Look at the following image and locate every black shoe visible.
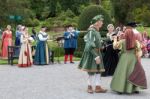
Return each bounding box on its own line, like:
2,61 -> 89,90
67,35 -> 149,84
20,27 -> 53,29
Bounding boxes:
134,91 -> 140,94
70,62 -> 74,64
117,92 -> 123,95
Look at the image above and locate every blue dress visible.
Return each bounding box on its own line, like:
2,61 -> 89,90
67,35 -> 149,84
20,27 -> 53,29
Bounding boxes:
34,32 -> 49,65
15,31 -> 22,46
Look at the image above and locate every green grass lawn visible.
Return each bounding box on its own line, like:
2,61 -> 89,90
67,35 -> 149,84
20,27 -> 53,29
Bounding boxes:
0,59 -> 18,65
136,27 -> 150,36
0,56 -> 81,65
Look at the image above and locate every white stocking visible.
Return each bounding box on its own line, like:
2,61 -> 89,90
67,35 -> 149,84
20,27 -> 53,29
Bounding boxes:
95,73 -> 101,86
87,75 -> 93,86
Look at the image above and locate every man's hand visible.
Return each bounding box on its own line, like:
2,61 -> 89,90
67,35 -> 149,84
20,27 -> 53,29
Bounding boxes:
95,56 -> 101,64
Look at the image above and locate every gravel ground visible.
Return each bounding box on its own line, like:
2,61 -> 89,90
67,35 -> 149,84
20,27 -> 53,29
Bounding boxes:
0,58 -> 149,99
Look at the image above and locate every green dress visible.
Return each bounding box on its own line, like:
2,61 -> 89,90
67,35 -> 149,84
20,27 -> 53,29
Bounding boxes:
78,28 -> 105,73
111,39 -> 143,93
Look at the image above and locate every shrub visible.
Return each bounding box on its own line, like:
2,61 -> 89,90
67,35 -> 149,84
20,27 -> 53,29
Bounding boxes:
51,47 -> 64,57
42,10 -> 79,29
65,9 -> 75,17
23,18 -> 40,27
74,31 -> 86,57
78,5 -> 112,32
32,19 -> 40,27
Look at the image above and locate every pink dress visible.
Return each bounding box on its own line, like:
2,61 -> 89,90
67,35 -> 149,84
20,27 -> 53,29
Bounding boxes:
1,30 -> 12,59
18,34 -> 33,67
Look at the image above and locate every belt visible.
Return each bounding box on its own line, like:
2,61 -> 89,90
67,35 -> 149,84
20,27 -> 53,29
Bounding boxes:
95,48 -> 103,52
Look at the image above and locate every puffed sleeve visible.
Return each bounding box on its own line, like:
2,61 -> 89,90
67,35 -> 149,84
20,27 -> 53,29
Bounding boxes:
71,32 -> 78,39
113,39 -> 123,50
64,32 -> 71,40
20,35 -> 27,43
38,34 -> 48,41
2,31 -> 6,40
135,40 -> 142,57
84,30 -> 99,58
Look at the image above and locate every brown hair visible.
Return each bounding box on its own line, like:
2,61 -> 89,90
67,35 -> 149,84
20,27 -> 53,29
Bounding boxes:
125,28 -> 136,50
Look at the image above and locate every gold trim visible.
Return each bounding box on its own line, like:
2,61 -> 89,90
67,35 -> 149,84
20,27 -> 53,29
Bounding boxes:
128,80 -> 147,89
45,43 -> 49,64
78,68 -> 105,72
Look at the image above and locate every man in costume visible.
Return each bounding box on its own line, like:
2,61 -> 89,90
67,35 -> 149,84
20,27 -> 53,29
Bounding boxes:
64,25 -> 78,64
78,15 -> 107,93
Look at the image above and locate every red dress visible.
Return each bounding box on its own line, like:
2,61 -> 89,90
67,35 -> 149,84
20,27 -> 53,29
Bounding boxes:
1,30 -> 13,59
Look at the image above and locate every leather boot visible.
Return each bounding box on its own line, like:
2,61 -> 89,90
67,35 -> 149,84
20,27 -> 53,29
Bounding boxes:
95,86 -> 107,93
87,85 -> 93,94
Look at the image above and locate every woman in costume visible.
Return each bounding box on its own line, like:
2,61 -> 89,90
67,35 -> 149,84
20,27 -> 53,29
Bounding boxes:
34,26 -> 49,65
18,27 -> 33,67
102,24 -> 119,76
15,25 -> 22,46
1,25 -> 13,59
111,28 -> 147,94
79,15 -> 107,94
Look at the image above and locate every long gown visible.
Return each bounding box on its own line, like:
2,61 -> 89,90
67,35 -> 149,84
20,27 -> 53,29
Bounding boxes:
18,34 -> 33,67
1,30 -> 12,59
15,31 -> 22,46
34,31 -> 49,65
15,31 -> 22,55
111,39 -> 147,93
102,33 -> 119,76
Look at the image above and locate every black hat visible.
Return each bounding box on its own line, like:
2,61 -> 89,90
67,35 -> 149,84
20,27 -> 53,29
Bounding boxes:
65,24 -> 73,28
41,26 -> 47,29
126,22 -> 137,27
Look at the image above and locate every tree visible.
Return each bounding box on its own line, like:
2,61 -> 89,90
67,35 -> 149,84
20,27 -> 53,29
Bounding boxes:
78,5 -> 112,33
111,0 -> 150,25
58,0 -> 90,15
30,0 -> 46,19
0,0 -> 32,27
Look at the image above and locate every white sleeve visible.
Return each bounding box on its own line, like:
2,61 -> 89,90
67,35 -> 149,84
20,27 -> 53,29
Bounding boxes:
38,34 -> 48,41
20,35 -> 27,43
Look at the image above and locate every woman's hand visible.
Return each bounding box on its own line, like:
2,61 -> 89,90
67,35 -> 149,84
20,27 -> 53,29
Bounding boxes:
113,36 -> 118,41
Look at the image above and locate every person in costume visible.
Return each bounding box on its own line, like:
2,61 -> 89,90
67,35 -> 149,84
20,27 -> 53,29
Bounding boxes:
102,24 -> 119,76
127,22 -> 142,42
14,25 -> 23,55
18,27 -> 33,67
15,25 -> 22,46
78,15 -> 107,94
31,27 -> 37,40
111,28 -> 147,94
1,25 -> 13,59
64,25 -> 78,64
34,26 -> 49,65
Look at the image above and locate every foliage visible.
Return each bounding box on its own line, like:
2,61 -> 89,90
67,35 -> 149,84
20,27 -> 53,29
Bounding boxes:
0,0 -> 33,27
130,6 -> 150,26
101,0 -> 113,17
78,5 -> 112,32
23,18 -> 40,27
111,0 -> 150,25
58,0 -> 90,15
74,31 -> 86,57
42,9 -> 79,29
